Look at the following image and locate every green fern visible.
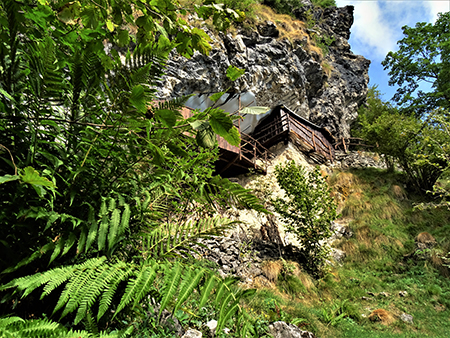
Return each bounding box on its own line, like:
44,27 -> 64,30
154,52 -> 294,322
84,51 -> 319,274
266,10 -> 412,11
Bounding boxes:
1,258 -> 250,332
0,316 -> 124,338
143,217 -> 237,258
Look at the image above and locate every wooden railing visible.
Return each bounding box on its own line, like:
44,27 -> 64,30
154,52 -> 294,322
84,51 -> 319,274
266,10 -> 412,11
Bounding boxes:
287,115 -> 334,161
252,109 -> 335,162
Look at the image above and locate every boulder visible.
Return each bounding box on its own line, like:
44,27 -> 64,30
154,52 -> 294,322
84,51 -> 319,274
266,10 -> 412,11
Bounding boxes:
400,313 -> 414,325
268,321 -> 317,338
182,329 -> 202,338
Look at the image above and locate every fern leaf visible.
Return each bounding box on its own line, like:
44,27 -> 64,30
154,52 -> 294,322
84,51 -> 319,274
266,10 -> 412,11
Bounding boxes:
97,198 -> 109,251
107,208 -> 121,252
41,266 -> 78,298
97,263 -> 135,320
214,277 -> 235,309
158,262 -> 182,319
98,213 -> 109,252
86,216 -> 99,253
144,217 -> 236,259
114,263 -> 157,317
73,264 -> 112,324
61,262 -> 105,319
77,226 -> 87,254
217,297 -> 240,333
0,316 -> 24,327
174,268 -> 203,314
53,258 -> 107,315
198,272 -> 216,309
108,198 -> 116,212
49,237 -> 65,265
119,203 -> 131,238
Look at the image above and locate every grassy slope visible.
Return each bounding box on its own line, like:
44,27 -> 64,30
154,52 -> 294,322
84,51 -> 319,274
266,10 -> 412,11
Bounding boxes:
244,168 -> 450,338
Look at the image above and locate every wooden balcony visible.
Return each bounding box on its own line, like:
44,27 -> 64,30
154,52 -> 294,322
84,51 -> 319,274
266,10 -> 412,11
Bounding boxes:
251,105 -> 335,163
180,106 -> 270,177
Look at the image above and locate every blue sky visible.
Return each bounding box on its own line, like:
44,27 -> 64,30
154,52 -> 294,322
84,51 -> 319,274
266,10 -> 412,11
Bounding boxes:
335,0 -> 450,102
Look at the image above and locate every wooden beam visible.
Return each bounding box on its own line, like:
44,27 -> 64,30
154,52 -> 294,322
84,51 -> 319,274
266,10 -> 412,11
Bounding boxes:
218,154 -> 240,175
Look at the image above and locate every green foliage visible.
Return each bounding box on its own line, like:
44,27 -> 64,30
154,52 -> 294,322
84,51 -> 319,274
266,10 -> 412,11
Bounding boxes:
263,0 -> 305,16
273,162 -> 337,276
382,11 -> 450,117
263,0 -> 336,17
355,87 -> 449,192
0,316 -> 123,338
0,0 -> 266,335
311,0 -> 337,8
1,258 -> 251,335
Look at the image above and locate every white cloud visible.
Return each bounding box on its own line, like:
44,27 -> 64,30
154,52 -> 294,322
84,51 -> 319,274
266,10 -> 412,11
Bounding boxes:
423,1 -> 450,22
335,0 -> 448,59
351,1 -> 397,58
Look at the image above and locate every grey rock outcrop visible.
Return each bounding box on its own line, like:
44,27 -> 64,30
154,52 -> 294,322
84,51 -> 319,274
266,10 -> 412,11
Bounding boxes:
400,313 -> 414,325
157,4 -> 369,138
269,321 -> 317,338
334,151 -> 386,170
182,329 -> 202,338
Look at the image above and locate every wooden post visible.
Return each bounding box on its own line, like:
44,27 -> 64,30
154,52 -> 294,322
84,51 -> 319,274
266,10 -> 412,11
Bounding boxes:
327,144 -> 333,162
312,131 -> 317,152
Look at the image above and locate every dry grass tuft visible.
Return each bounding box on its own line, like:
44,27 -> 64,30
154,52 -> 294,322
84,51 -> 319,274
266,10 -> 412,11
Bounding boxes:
295,269 -> 316,292
368,309 -> 395,325
261,260 -> 283,282
415,232 -> 436,245
391,184 -> 407,200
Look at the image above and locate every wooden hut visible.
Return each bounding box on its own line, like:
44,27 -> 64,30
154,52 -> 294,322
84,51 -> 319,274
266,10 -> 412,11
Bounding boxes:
251,105 -> 335,163
180,106 -> 270,177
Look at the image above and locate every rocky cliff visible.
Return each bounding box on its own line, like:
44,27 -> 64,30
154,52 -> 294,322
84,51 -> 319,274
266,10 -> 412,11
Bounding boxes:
156,1 -> 370,138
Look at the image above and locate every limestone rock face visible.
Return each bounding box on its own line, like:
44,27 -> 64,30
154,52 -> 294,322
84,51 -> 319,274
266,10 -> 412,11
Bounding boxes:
269,321 -> 317,338
157,3 -> 370,138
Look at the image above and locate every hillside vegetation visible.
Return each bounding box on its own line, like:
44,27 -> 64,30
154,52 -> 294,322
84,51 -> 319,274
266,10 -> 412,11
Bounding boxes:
245,167 -> 450,337
0,0 -> 449,337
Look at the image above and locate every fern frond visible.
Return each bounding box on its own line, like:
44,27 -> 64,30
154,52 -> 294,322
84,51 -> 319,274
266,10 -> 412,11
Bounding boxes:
49,237 -> 65,265
155,96 -> 190,113
0,317 -> 65,338
214,277 -> 236,309
158,262 -> 182,319
207,177 -> 267,213
97,215 -> 109,252
74,264 -> 117,324
114,263 -> 157,317
52,258 -> 107,314
144,217 -> 237,259
217,297 -> 240,332
97,261 -> 133,320
198,272 -> 216,309
174,268 -> 203,314
0,316 -> 24,327
119,203 -> 130,238
107,208 -> 121,252
0,316 -> 122,338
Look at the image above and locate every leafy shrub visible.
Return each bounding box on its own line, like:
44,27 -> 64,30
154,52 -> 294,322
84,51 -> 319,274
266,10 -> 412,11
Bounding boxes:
263,0 -> 307,16
312,0 -> 336,8
273,162 -> 337,276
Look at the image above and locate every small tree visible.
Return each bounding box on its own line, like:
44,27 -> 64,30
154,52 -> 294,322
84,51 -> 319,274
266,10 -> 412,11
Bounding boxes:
273,161 -> 337,276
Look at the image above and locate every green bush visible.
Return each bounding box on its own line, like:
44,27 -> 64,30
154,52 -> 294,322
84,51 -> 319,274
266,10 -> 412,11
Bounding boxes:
274,162 -> 337,276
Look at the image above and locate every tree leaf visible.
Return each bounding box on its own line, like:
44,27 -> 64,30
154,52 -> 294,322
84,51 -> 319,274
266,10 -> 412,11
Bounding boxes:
240,106 -> 270,115
0,174 -> 19,185
20,167 -> 55,188
226,65 -> 245,81
155,109 -> 177,128
209,92 -> 225,103
130,85 -> 147,113
194,121 -> 216,148
106,20 -> 114,32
